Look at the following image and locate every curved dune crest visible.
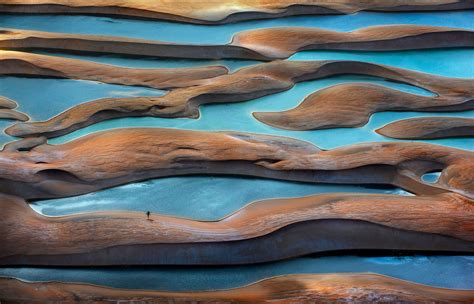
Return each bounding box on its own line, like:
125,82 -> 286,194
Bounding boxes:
0,192 -> 473,265
0,0 -> 473,23
1,274 -> 474,303
2,136 -> 47,152
6,60 -> 473,139
0,96 -> 17,109
0,28 -> 267,61
253,82 -> 474,131
0,50 -> 228,89
231,25 -> 474,59
0,109 -> 29,121
377,117 -> 474,139
0,96 -> 29,121
1,128 -> 474,200
1,25 -> 473,60
0,1 -> 473,297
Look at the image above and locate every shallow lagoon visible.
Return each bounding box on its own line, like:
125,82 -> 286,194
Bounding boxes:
31,176 -> 411,218
1,256 -> 473,290
0,10 -> 473,291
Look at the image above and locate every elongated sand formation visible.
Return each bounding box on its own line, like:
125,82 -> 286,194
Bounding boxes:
0,96 -> 28,121
0,109 -> 28,121
1,25 -> 473,60
1,128 -> 473,200
377,117 -> 474,139
1,1 -> 473,300
2,274 -> 474,303
7,60 -> 474,139
0,50 -> 228,89
253,82 -> 474,131
1,192 -> 473,265
1,0 -> 473,24
0,28 -> 268,60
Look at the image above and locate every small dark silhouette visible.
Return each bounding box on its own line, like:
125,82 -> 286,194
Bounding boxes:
146,211 -> 151,220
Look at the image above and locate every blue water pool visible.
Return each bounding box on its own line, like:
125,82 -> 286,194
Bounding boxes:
0,9 -> 473,292
1,256 -> 473,290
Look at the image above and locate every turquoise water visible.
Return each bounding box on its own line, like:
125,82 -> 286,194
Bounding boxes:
0,77 -> 163,148
0,11 -> 473,291
31,177 -> 410,218
0,77 -> 164,121
2,68 -> 473,151
2,48 -> 473,151
1,11 -> 473,43
422,172 -> 442,183
27,48 -> 474,78
32,51 -> 258,71
1,256 -> 473,290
